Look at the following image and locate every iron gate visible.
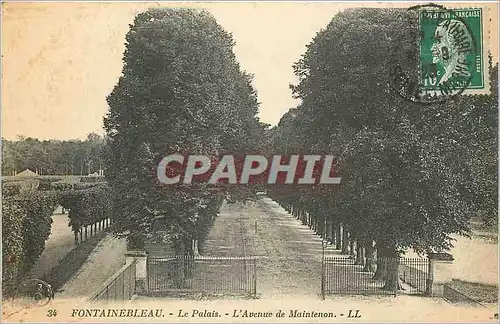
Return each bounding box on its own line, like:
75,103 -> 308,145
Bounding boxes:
322,256 -> 429,297
147,255 -> 257,297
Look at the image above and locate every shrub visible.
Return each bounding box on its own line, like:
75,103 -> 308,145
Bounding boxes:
73,182 -> 106,190
2,191 -> 59,297
2,182 -> 21,197
13,191 -> 60,274
51,181 -> 105,191
2,180 -> 39,197
51,182 -> 75,191
80,176 -> 105,183
38,178 -> 63,191
2,199 -> 27,296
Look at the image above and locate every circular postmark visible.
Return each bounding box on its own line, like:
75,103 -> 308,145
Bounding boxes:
16,278 -> 54,307
3,279 -> 55,320
389,3 -> 478,104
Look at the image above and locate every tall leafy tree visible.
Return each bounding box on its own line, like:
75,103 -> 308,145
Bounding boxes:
104,8 -> 260,251
274,8 -> 497,290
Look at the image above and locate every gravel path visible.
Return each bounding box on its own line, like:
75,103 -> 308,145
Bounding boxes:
28,211 -> 75,280
204,197 -> 347,299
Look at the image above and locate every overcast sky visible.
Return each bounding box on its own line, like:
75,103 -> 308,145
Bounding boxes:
2,2 -> 498,140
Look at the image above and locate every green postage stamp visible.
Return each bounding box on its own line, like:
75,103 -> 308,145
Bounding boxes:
419,7 -> 490,96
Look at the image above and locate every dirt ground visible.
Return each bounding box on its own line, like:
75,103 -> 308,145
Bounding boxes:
203,198 -> 344,298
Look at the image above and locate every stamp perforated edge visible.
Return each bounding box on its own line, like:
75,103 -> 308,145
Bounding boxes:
446,4 -> 492,95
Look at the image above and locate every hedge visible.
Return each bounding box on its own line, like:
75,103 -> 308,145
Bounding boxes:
14,191 -> 60,274
2,180 -> 40,197
51,181 -> 104,191
38,178 -> 63,190
2,182 -> 21,197
2,183 -> 113,297
2,190 -> 59,297
2,200 -> 27,296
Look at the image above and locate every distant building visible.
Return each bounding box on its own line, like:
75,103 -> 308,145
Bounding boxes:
15,169 -> 38,177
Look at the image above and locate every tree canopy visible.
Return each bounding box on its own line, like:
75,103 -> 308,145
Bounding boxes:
104,8 -> 264,250
270,8 -> 497,288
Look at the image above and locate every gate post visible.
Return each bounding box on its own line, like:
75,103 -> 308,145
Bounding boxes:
426,253 -> 454,297
125,250 -> 148,295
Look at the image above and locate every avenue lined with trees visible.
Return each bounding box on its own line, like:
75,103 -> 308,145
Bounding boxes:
2,7 -> 497,302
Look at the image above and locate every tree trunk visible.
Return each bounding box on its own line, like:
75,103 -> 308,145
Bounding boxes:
383,258 -> 401,291
363,240 -> 376,272
183,239 -> 194,279
373,245 -> 388,280
327,218 -> 333,244
349,240 -> 356,259
74,231 -> 79,245
193,239 -> 200,256
341,228 -> 349,254
382,246 -> 402,291
84,226 -> 88,240
354,241 -> 365,265
318,214 -> 325,238
335,224 -> 341,250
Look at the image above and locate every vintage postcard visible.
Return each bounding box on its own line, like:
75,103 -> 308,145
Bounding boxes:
1,1 -> 498,323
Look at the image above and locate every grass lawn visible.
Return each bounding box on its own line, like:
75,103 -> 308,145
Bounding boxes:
448,279 -> 498,303
41,230 -> 108,292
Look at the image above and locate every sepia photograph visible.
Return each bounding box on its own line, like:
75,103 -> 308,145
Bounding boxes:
1,1 -> 498,322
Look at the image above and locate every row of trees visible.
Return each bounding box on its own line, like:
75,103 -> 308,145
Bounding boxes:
104,8 -> 267,253
2,133 -> 105,176
269,8 -> 497,289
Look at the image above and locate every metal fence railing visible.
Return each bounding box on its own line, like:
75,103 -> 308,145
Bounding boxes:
89,259 -> 137,303
323,257 -> 429,297
323,257 -> 396,296
148,255 -> 257,297
399,258 -> 429,295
